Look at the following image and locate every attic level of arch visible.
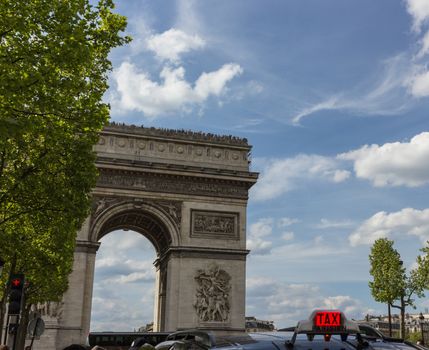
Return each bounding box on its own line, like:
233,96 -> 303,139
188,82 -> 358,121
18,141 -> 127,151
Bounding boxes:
95,125 -> 255,176
105,122 -> 250,146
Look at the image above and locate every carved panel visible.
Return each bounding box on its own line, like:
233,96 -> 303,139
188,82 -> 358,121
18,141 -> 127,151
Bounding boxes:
191,210 -> 239,239
36,301 -> 64,321
194,264 -> 231,323
96,169 -> 249,199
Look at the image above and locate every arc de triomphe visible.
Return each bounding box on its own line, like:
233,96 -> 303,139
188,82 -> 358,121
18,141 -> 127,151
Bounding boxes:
37,123 -> 258,349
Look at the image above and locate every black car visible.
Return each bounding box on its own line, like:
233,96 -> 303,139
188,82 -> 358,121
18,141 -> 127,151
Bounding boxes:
128,333 -> 170,350
151,310 -> 428,350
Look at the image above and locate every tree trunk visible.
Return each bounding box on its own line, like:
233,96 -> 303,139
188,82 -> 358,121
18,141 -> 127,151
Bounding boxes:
400,295 -> 406,339
0,296 -> 5,343
388,303 -> 392,337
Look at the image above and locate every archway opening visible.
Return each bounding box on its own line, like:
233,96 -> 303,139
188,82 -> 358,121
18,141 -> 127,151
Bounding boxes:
90,229 -> 157,331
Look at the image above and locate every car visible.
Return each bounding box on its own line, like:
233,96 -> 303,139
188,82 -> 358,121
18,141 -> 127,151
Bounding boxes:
149,310 -> 428,350
128,333 -> 170,350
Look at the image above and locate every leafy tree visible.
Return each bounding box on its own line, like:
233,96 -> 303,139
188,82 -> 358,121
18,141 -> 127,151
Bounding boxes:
369,238 -> 428,338
416,243 -> 429,289
369,238 -> 405,335
0,0 -> 130,346
406,331 -> 422,344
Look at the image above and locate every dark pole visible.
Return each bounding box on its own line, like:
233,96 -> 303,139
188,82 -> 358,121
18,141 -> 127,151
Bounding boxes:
388,304 -> 392,337
12,316 -> 19,350
28,318 -> 40,350
3,315 -> 9,344
420,313 -> 425,345
0,259 -> 5,344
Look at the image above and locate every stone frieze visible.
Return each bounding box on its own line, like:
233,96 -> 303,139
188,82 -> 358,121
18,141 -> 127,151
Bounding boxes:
96,169 -> 249,199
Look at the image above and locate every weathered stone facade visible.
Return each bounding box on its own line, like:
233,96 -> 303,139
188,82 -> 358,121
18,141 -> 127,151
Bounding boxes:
34,124 -> 258,349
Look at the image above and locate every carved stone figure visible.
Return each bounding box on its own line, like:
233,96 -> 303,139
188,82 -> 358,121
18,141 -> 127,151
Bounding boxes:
93,196 -> 120,215
194,264 -> 231,322
155,200 -> 182,228
37,301 -> 64,320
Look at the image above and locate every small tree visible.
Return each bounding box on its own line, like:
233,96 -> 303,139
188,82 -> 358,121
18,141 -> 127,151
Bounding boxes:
369,238 -> 405,335
369,238 -> 429,338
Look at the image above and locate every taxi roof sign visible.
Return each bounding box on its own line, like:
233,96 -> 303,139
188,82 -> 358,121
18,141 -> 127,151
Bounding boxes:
286,310 -> 362,347
295,309 -> 360,335
314,311 -> 341,328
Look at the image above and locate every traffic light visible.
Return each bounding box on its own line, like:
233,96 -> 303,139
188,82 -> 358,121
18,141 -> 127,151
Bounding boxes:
8,274 -> 25,315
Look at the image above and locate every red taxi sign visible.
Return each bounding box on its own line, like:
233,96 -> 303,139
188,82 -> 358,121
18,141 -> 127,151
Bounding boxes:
314,311 -> 342,328
285,310 -> 361,347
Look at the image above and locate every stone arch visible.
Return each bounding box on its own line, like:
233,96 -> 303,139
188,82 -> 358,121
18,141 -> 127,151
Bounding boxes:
89,199 -> 181,253
46,124 -> 258,350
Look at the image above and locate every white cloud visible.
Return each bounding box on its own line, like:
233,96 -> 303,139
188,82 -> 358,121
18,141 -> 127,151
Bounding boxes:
112,61 -> 242,117
247,276 -> 275,289
105,271 -> 154,284
349,207 -> 429,246
95,257 -> 156,284
251,155 -> 350,201
278,217 -> 300,227
92,231 -> 157,331
292,55 -> 413,124
313,235 -> 324,244
409,70 -> 429,97
127,17 -> 153,55
281,231 -> 295,241
246,279 -> 370,327
322,296 -> 363,316
416,30 -> 429,58
339,132 -> 429,187
292,97 -> 339,125
247,218 -> 273,255
334,170 -> 351,182
147,28 -> 205,63
91,290 -> 155,331
99,230 -> 155,252
406,0 -> 429,32
316,218 -> 355,229
271,241 -> 349,261
176,0 -> 201,35
195,64 -> 243,99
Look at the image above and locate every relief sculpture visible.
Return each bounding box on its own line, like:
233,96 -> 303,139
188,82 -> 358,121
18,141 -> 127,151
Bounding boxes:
194,264 -> 231,322
191,211 -> 238,239
194,214 -> 234,234
36,301 -> 64,320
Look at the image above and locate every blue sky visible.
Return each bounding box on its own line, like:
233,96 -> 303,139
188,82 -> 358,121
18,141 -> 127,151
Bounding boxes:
90,0 -> 429,331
